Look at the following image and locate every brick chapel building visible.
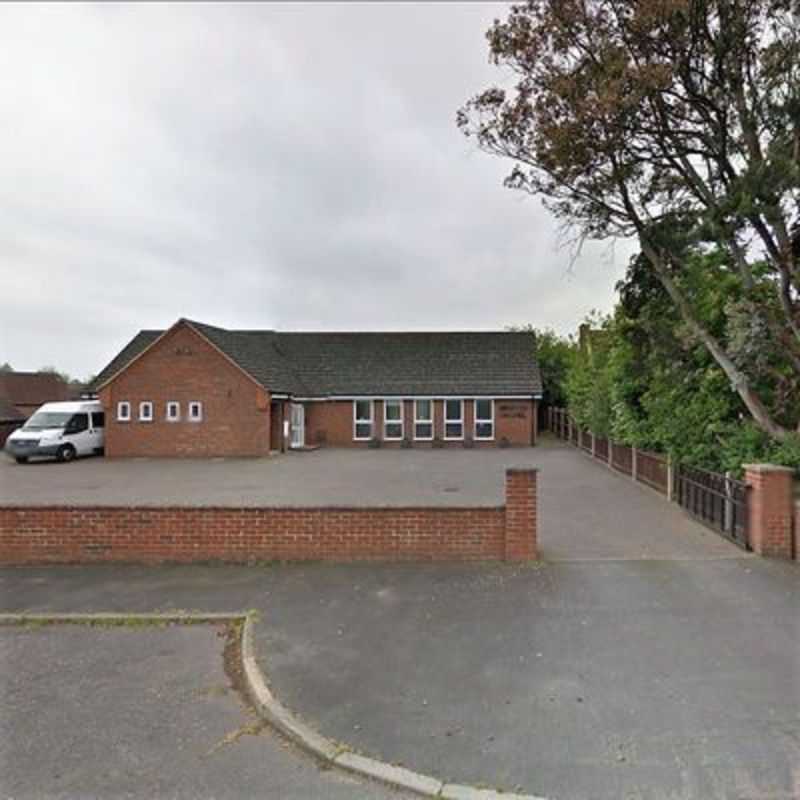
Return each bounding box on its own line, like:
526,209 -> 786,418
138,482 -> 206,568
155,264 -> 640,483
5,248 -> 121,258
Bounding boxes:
90,318 -> 543,458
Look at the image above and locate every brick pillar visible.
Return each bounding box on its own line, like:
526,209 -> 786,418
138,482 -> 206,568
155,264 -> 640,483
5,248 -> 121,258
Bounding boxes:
795,503 -> 800,562
504,467 -> 538,561
744,464 -> 795,559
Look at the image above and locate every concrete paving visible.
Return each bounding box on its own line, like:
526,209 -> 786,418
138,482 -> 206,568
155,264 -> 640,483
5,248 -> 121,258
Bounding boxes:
0,623 -> 414,799
1,558 -> 797,800
536,440 -> 740,560
0,438 -> 744,562
0,446 -> 525,507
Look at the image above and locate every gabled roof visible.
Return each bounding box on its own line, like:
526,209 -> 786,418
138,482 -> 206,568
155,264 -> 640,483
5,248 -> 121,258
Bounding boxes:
0,371 -> 70,410
91,319 -> 543,397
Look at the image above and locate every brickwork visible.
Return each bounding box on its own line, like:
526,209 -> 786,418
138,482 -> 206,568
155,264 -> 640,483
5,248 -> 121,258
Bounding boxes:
0,469 -> 538,565
744,464 -> 795,559
303,398 -> 536,448
99,323 -> 271,458
304,401 -> 356,447
495,399 -> 536,446
795,502 -> 800,562
95,320 -> 538,456
504,468 -> 538,560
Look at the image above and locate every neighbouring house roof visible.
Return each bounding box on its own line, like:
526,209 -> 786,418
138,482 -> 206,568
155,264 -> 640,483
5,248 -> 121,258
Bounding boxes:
91,318 -> 543,398
0,371 -> 71,416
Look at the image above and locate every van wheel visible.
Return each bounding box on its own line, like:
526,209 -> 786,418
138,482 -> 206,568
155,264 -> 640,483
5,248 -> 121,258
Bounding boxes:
15,457 -> 28,464
56,445 -> 76,463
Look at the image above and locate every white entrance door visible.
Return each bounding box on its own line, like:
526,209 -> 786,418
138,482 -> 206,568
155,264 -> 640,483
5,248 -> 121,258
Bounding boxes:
290,403 -> 305,449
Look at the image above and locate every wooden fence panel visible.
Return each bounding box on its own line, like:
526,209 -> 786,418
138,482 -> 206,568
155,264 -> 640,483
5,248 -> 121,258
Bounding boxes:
611,442 -> 633,476
636,450 -> 669,494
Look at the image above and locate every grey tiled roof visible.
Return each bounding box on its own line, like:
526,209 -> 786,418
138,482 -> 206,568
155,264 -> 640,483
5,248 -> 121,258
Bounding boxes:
91,331 -> 163,392
92,319 -> 542,397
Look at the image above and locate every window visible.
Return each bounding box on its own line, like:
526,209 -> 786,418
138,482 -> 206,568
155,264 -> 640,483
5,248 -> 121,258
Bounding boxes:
444,399 -> 463,440
166,401 -> 180,422
116,401 -> 131,422
188,401 -> 203,422
383,399 -> 403,440
414,399 -> 433,440
65,413 -> 89,434
139,401 -> 153,422
474,399 -> 494,440
91,412 -> 105,429
353,400 -> 373,440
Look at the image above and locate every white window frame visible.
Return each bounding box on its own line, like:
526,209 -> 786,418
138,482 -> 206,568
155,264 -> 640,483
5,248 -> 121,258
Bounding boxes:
116,401 -> 131,422
166,401 -> 180,422
138,401 -> 153,422
383,399 -> 404,441
353,399 -> 374,441
474,398 -> 495,441
413,399 -> 434,441
188,401 -> 203,422
444,398 -> 464,440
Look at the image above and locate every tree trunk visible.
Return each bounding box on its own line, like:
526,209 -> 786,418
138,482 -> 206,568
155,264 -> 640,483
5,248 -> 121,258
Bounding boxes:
640,240 -> 792,443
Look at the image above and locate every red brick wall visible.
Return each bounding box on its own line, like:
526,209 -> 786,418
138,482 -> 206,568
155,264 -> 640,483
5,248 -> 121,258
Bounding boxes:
0,506 -> 505,564
305,401 -> 355,447
0,469 -> 538,565
505,468 -> 538,560
495,399 -> 535,446
100,323 -> 271,458
304,398 -> 536,448
745,465 -> 794,559
795,502 -> 800,562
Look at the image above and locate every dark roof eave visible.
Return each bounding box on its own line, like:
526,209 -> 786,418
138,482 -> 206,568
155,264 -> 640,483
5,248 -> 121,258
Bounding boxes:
288,391 -> 542,399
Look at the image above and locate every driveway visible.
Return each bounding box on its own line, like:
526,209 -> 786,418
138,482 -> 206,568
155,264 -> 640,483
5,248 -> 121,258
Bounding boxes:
1,438 -> 741,562
0,447 -> 524,507
1,557 -> 797,800
1,622 -> 413,799
536,439 -> 741,560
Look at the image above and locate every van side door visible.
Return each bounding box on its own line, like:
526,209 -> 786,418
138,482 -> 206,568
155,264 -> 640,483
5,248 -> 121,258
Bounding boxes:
89,411 -> 105,454
64,413 -> 93,455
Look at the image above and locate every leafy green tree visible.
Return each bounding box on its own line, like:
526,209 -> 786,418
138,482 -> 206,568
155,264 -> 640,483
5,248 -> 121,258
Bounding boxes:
459,0 -> 800,441
510,325 -> 575,409
563,248 -> 800,472
38,366 -> 71,384
565,313 -> 614,434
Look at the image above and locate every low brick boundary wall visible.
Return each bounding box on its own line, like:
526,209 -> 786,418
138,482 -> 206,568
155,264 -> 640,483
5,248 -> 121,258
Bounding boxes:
0,468 -> 537,565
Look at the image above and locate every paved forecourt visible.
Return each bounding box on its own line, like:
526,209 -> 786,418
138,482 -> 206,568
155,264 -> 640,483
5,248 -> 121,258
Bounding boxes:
1,555 -> 796,800
0,622 -> 416,800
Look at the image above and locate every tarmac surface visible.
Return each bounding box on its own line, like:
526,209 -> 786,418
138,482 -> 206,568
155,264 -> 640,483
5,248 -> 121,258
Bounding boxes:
1,446 -> 523,507
1,441 -> 795,799
0,623 -> 414,799
0,438 -> 745,562
2,555 -> 796,800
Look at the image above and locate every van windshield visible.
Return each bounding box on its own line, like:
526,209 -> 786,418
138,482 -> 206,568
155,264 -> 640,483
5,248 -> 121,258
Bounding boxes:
23,412 -> 72,430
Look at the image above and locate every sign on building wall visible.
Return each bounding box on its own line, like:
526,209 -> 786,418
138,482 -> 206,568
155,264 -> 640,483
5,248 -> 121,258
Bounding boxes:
498,402 -> 528,419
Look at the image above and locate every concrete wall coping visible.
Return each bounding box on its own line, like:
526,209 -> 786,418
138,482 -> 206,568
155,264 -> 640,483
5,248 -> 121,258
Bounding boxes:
0,503 -> 505,512
742,463 -> 795,474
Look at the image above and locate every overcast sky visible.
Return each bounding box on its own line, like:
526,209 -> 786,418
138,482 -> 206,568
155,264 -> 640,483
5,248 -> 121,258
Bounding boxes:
0,3 -> 634,380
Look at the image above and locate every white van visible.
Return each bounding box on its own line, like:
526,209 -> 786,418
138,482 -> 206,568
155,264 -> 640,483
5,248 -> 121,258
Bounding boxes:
5,401 -> 105,464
